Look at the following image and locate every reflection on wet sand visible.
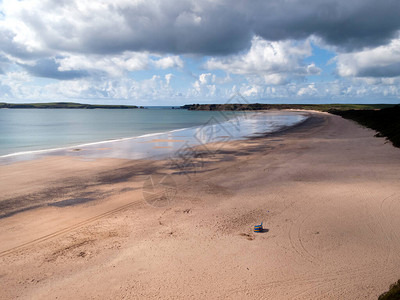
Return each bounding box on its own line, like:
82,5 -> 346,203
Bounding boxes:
0,111 -> 308,164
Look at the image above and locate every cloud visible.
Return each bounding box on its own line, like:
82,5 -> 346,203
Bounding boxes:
1,0 -> 400,103
234,79 -> 400,101
1,0 -> 399,60
56,52 -> 150,77
152,56 -> 184,69
192,73 -> 217,96
1,70 -> 399,103
0,54 -> 11,74
336,38 -> 400,78
0,0 -> 250,57
0,73 -> 177,101
297,83 -> 318,97
205,37 -> 320,84
249,0 -> 400,51
21,58 -> 89,80
165,73 -> 173,85
12,52 -> 184,79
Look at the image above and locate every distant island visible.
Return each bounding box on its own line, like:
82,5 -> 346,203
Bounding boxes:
0,102 -> 140,109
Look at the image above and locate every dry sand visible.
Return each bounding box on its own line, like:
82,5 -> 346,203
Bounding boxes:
1,111 -> 400,299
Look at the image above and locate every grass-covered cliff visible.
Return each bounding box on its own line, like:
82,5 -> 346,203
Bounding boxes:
330,105 -> 400,148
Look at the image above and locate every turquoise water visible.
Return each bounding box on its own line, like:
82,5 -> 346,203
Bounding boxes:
0,108 -> 236,156
0,108 -> 307,163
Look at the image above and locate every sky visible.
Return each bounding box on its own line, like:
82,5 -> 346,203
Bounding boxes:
0,0 -> 400,105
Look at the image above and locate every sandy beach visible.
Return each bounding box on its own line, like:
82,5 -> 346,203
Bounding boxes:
1,111 -> 400,299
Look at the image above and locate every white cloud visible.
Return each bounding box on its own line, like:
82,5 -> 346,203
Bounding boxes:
192,73 -> 217,96
152,56 -> 184,69
247,74 -> 287,85
336,37 -> 400,78
205,36 -> 320,84
34,52 -> 184,77
57,52 -> 150,77
4,71 -> 32,82
165,73 -> 173,85
241,86 -> 260,97
198,73 -> 215,85
2,69 -> 399,103
0,0 -> 399,104
297,83 -> 318,96
306,63 -> 321,75
0,72 -> 177,101
48,75 -> 175,101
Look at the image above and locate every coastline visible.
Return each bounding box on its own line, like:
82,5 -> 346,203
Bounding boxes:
0,110 -> 306,163
1,111 -> 400,299
0,111 -> 309,219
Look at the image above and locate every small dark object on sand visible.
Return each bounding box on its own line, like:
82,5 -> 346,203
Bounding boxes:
254,222 -> 263,232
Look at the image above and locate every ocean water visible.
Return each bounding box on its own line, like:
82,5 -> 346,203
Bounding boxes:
0,108 -> 307,163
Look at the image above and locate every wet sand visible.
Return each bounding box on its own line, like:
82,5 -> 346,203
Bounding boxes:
1,111 -> 400,299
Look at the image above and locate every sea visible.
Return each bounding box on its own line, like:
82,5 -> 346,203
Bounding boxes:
0,107 -> 307,163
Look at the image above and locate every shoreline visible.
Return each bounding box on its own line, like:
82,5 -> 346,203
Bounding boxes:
0,110 -> 306,163
0,110 -> 311,219
1,111 -> 400,299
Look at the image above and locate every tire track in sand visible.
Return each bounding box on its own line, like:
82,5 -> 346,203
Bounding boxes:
0,200 -> 142,258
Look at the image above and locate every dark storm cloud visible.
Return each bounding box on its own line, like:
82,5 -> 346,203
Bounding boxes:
1,0 -> 400,82
3,0 -> 399,58
58,0 -> 400,53
357,63 -> 400,78
249,0 -> 400,51
21,58 -> 88,80
20,0 -> 252,56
